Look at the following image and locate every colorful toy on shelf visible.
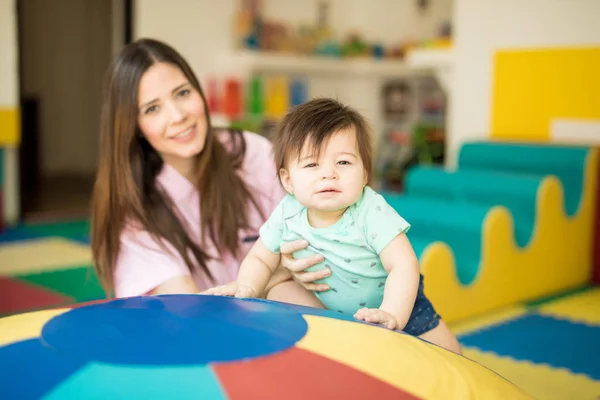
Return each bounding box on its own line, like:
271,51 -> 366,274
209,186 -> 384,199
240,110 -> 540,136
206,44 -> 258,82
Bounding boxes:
247,76 -> 264,117
206,77 -> 220,115
341,32 -> 370,58
371,43 -> 385,59
413,123 -> 444,165
315,40 -> 341,57
265,76 -> 289,121
207,74 -> 307,137
375,75 -> 446,192
223,78 -> 243,121
289,78 -> 308,107
234,0 -> 262,50
232,0 -> 450,60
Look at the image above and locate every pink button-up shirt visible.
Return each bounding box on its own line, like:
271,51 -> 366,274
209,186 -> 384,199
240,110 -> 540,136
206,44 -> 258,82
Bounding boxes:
114,131 -> 286,297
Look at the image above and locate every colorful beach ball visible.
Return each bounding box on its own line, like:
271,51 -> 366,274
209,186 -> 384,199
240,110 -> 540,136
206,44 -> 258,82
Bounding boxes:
0,295 -> 532,399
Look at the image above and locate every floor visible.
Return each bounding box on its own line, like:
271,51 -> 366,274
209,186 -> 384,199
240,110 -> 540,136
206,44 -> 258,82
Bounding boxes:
0,219 -> 104,317
451,287 -> 600,400
0,219 -> 599,399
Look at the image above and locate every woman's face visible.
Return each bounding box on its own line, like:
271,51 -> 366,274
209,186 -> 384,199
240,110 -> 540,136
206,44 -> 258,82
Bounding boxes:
137,62 -> 207,174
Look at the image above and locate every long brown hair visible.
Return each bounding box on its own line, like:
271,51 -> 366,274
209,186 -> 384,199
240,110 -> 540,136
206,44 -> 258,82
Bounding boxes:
91,38 -> 261,294
273,98 -> 373,182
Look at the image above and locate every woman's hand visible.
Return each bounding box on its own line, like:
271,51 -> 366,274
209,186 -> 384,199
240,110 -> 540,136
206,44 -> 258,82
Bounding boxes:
204,282 -> 257,298
279,239 -> 331,292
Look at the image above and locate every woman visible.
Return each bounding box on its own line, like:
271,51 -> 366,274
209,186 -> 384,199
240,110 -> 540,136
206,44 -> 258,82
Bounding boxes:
91,38 -> 328,303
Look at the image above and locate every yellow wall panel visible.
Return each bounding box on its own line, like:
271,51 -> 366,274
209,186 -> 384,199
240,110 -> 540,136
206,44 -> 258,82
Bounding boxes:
0,108 -> 20,146
491,47 -> 600,141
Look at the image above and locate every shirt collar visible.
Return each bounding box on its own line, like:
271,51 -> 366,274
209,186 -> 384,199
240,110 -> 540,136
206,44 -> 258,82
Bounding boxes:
156,163 -> 197,202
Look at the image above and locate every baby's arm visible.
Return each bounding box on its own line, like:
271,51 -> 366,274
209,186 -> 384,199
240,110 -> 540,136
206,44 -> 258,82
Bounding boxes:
235,238 -> 282,297
378,233 -> 420,329
354,233 -> 419,330
206,238 -> 281,298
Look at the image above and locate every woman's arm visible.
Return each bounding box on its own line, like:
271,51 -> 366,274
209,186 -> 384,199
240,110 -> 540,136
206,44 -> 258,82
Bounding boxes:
148,275 -> 199,295
114,229 -> 196,297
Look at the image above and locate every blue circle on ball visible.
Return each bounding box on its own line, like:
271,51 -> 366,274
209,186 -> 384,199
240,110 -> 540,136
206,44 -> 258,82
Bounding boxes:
40,295 -> 308,366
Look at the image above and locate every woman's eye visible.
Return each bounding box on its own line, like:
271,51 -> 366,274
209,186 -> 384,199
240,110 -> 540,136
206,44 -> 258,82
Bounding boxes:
144,105 -> 159,115
177,88 -> 191,97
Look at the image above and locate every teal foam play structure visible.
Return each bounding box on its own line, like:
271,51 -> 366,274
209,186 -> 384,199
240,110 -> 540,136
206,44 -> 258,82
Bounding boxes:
381,141 -> 590,286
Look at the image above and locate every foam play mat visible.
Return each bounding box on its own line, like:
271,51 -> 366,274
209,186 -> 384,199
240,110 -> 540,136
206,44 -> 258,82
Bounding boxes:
0,220 -> 104,317
0,295 -> 533,399
453,287 -> 600,400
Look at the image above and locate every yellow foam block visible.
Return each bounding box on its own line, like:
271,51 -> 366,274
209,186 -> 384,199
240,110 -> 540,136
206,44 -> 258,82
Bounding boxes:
421,149 -> 597,323
0,238 -> 92,276
491,47 -> 600,141
537,288 -> 600,326
0,107 -> 20,146
298,315 -> 533,399
449,306 -> 527,336
462,347 -> 600,400
0,308 -> 68,347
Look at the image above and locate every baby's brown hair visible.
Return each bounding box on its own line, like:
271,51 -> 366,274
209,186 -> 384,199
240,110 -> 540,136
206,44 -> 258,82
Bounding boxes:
272,98 -> 373,182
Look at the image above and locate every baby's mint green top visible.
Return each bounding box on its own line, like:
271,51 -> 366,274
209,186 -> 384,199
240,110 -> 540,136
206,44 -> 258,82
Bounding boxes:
259,186 -> 411,314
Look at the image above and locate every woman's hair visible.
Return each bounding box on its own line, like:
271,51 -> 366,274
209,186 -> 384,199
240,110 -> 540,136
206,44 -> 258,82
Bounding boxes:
91,38 -> 262,294
273,98 -> 373,182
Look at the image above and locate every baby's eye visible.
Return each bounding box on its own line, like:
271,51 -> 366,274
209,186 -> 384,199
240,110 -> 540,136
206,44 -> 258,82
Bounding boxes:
338,160 -> 351,165
304,163 -> 317,168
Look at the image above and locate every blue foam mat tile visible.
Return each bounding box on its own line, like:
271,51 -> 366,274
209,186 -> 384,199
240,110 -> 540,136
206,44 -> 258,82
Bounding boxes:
0,227 -> 42,244
458,313 -> 600,380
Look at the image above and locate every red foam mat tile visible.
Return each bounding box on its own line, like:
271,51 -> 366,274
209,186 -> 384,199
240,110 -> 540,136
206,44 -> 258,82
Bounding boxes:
0,277 -> 73,315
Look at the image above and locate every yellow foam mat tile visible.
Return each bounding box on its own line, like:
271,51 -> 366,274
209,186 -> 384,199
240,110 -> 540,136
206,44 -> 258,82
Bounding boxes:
448,305 -> 528,336
462,347 -> 600,400
536,288 -> 600,326
0,238 -> 92,276
0,308 -> 68,347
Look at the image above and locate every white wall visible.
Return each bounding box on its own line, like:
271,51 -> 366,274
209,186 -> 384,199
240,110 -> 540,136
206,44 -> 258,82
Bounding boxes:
0,0 -> 18,106
0,0 -> 19,224
448,0 -> 600,166
135,0 -> 238,83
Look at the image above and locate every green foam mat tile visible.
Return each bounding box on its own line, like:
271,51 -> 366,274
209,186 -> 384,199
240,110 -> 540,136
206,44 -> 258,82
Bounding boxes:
525,285 -> 594,308
23,220 -> 91,241
16,265 -> 106,303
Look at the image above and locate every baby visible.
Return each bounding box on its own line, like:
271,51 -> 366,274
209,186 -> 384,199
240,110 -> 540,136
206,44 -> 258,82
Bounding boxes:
208,98 -> 460,352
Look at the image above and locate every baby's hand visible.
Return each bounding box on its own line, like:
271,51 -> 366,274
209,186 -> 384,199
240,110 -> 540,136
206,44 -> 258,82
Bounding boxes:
204,282 -> 257,298
354,308 -> 398,330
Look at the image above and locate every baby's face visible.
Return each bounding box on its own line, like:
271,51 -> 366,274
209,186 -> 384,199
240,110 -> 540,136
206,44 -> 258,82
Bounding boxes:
280,126 -> 367,212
